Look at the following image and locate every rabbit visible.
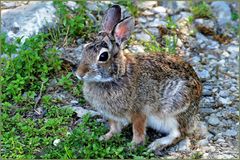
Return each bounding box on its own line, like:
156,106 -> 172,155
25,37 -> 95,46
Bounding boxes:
75,5 -> 202,151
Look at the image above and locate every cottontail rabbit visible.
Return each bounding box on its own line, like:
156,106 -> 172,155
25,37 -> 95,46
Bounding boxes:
75,5 -> 202,151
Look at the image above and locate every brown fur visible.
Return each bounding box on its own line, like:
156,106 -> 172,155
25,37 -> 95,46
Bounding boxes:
75,5 -> 202,151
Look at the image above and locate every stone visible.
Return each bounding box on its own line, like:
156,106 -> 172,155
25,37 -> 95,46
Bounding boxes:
208,116 -> 220,126
197,70 -> 211,81
191,56 -> 201,63
152,6 -> 167,13
218,97 -> 232,105
137,1 -> 157,9
148,19 -> 167,27
197,139 -> 209,146
175,138 -> 191,151
142,10 -> 154,16
53,139 -> 61,146
65,1 -> 79,11
219,90 -> 229,98
70,100 -> 78,104
138,17 -> 147,23
1,1 -> 57,43
194,19 -> 216,35
128,45 -> 145,54
1,2 -> 17,9
72,106 -> 99,118
147,28 -> 160,37
227,45 -> 239,59
161,1 -> 190,14
172,12 -> 193,22
224,129 -> 237,137
135,32 -> 151,41
211,1 -> 231,26
202,88 -> 212,96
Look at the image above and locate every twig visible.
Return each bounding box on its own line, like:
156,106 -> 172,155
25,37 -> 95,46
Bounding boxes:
63,26 -> 70,47
218,69 -> 237,79
34,80 -> 47,108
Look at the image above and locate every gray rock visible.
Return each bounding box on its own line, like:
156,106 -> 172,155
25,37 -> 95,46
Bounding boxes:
175,138 -> 191,151
147,27 -> 160,37
137,1 -> 157,9
148,19 -> 167,27
194,19 -> 216,35
224,129 -> 237,137
128,45 -> 145,53
218,97 -> 232,105
219,90 -> 229,98
172,12 -> 192,22
1,2 -> 17,9
72,106 -> 99,118
211,1 -> 231,26
202,88 -> 212,96
70,100 -> 78,105
162,1 -> 190,14
138,17 -> 147,23
197,70 -> 211,81
152,6 -> 167,13
208,116 -> 220,126
227,45 -> 239,59
191,56 -> 201,63
65,1 -> 79,11
142,10 -> 154,16
197,139 -> 209,146
1,1 -> 57,43
135,32 -> 151,41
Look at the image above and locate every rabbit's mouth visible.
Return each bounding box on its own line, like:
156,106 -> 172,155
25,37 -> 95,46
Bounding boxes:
77,73 -> 114,83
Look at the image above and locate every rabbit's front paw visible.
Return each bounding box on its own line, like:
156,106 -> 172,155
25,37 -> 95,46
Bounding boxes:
99,132 -> 113,141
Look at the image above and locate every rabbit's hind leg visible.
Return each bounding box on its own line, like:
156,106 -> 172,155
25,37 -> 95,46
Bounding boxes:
147,116 -> 183,151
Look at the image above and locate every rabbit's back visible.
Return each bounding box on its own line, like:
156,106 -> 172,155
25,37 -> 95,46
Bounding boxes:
135,53 -> 202,116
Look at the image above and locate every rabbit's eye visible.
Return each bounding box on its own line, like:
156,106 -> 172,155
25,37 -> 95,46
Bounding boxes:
99,52 -> 109,61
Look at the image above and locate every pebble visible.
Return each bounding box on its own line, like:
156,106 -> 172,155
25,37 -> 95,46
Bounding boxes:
148,19 -> 167,27
70,100 -> 78,104
208,116 -> 220,126
197,70 -> 211,81
211,1 -> 231,26
224,129 -> 237,137
175,138 -> 191,151
152,6 -> 167,13
137,1 -> 157,9
219,90 -> 229,98
128,45 -> 145,53
197,139 -> 209,146
53,139 -> 61,146
218,97 -> 232,105
135,32 -> 151,41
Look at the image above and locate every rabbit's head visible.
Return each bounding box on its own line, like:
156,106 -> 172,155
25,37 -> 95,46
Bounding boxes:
76,5 -> 134,82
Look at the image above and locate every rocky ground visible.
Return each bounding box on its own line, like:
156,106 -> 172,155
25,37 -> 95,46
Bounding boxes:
1,1 -> 239,159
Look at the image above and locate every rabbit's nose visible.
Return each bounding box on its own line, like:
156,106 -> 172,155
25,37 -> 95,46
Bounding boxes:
75,64 -> 89,80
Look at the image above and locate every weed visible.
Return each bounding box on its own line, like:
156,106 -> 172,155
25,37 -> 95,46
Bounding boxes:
231,11 -> 239,21
116,0 -> 139,17
191,1 -> 213,19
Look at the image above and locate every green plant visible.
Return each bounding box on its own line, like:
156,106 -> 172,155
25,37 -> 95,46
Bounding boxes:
231,11 -> 239,21
57,72 -> 74,90
164,35 -> 177,54
49,0 -> 98,46
41,114 -> 155,159
116,0 -> 139,17
191,1 -> 213,19
0,33 -> 61,103
141,29 -> 162,53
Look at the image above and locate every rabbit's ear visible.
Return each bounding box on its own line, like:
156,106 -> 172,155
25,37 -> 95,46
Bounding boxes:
102,5 -> 121,33
114,17 -> 134,46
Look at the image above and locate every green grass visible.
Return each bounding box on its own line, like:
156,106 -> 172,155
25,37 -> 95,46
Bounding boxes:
0,1 -> 157,157
191,1 -> 213,19
0,30 -> 155,159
